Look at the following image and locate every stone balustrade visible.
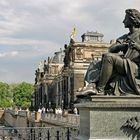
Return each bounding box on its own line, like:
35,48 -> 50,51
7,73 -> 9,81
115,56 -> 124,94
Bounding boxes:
1,109 -> 80,128
43,113 -> 80,126
4,109 -> 28,117
4,109 -> 28,127
29,111 -> 80,127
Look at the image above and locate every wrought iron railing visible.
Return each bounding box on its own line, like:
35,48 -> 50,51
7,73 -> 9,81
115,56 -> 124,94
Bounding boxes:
0,126 -> 79,140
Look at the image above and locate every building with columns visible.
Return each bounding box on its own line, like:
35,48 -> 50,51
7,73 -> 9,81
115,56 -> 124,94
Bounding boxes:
31,31 -> 111,111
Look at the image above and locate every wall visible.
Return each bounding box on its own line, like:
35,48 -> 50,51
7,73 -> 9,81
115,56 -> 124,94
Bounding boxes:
3,110 -> 28,127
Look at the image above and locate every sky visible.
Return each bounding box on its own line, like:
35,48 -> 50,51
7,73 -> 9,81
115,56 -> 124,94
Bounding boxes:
0,0 -> 139,84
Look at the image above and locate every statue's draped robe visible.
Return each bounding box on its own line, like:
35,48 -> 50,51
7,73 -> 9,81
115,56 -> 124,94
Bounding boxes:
85,30 -> 140,95
116,30 -> 140,95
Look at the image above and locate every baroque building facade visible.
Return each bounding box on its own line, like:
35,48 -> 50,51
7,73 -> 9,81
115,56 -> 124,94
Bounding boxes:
31,31 -> 111,111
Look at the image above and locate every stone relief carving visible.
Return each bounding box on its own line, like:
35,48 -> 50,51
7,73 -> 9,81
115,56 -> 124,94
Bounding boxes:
121,116 -> 140,138
76,47 -> 83,59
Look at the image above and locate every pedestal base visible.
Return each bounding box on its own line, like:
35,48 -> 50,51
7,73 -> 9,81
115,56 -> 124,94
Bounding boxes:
75,96 -> 140,140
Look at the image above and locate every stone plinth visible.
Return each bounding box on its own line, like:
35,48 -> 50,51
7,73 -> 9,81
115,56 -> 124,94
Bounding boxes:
75,96 -> 140,140
35,112 -> 41,121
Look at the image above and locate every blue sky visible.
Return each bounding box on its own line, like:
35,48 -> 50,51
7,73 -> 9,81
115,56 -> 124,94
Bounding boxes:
0,0 -> 140,83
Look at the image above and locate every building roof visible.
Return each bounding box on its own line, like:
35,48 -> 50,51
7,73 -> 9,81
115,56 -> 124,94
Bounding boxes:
81,31 -> 104,38
51,49 -> 64,64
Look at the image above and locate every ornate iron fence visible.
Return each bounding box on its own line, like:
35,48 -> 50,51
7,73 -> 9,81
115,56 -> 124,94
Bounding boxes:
0,126 -> 79,140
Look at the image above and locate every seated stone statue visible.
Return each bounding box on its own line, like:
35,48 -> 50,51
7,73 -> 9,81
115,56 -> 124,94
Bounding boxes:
77,9 -> 140,97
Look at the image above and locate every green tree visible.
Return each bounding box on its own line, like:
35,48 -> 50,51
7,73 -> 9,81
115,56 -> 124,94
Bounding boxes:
13,82 -> 34,109
0,82 -> 13,107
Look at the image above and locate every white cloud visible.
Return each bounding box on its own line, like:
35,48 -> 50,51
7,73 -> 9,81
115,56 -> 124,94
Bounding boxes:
0,53 -> 6,57
11,51 -> 18,56
0,51 -> 18,58
0,37 -> 59,47
0,37 -> 62,59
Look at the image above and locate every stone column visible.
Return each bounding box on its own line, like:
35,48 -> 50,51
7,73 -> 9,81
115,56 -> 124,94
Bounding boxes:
60,79 -> 63,108
68,76 -> 71,108
63,76 -> 67,109
44,84 -> 48,107
70,76 -> 74,109
56,81 -> 59,108
42,85 -> 44,106
65,76 -> 68,109
39,86 -> 42,107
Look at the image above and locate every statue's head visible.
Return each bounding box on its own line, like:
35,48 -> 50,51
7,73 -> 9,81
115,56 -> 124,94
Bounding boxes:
123,9 -> 140,28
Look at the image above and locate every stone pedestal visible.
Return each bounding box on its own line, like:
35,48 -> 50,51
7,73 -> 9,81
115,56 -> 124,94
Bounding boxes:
75,96 -> 140,140
35,112 -> 41,121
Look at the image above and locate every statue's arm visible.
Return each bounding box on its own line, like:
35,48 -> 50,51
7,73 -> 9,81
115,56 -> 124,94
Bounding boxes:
109,34 -> 128,53
109,42 -> 120,53
109,42 -> 128,53
131,42 -> 140,52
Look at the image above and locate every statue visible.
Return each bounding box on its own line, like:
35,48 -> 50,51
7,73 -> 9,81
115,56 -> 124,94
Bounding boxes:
38,61 -> 44,72
63,44 -> 71,68
44,60 -> 48,72
35,69 -> 40,84
77,9 -> 140,97
70,27 -> 76,43
63,28 -> 76,68
38,60 -> 45,78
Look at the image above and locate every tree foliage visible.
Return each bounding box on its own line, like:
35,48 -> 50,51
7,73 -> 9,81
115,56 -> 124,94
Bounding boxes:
0,82 -> 34,109
12,82 -> 34,109
0,82 -> 13,107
